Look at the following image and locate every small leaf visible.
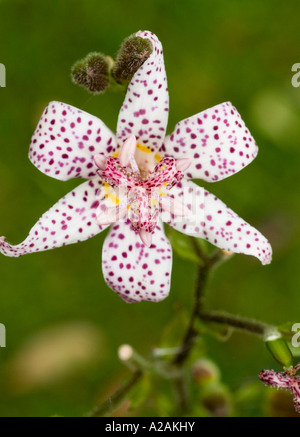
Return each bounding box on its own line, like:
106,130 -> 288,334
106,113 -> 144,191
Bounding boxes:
158,306 -> 189,350
128,374 -> 151,410
165,227 -> 204,264
197,317 -> 234,342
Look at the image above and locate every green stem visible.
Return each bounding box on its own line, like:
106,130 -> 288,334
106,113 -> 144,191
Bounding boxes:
86,370 -> 143,417
172,262 -> 209,366
173,249 -> 226,367
199,310 -> 273,337
173,370 -> 189,413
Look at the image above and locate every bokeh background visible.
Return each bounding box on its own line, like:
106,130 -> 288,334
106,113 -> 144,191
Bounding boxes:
0,0 -> 300,417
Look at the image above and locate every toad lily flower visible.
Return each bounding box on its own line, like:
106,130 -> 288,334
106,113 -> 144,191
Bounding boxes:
259,364 -> 300,414
0,31 -> 272,303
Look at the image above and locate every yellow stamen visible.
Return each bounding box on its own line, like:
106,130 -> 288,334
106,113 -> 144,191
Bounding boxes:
103,182 -> 120,204
137,143 -> 152,153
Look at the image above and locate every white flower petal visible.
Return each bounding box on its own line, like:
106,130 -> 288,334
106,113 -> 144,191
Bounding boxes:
0,179 -> 116,257
162,102 -> 258,182
29,101 -> 117,181
164,180 -> 272,265
102,219 -> 172,302
117,31 -> 169,151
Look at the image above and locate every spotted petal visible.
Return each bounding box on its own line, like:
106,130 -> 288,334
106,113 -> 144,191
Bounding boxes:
161,102 -> 258,182
102,219 -> 172,303
29,101 -> 117,181
0,179 -> 116,257
292,382 -> 300,413
164,180 -> 272,265
258,370 -> 292,389
117,30 -> 169,151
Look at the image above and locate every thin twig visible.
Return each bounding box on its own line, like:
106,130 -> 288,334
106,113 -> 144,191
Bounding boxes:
172,263 -> 209,366
86,370 -> 143,417
189,237 -> 207,263
173,370 -> 189,413
199,311 -> 272,337
172,249 -> 224,367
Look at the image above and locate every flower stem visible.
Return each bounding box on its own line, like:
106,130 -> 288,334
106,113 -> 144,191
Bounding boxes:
173,249 -> 225,366
199,311 -> 272,337
86,370 -> 143,417
170,246 -> 279,413
173,370 -> 189,413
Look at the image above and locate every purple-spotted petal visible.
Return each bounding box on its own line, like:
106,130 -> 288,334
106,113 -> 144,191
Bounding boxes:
258,369 -> 292,390
29,101 -> 117,181
117,31 -> 169,151
292,382 -> 300,413
259,368 -> 300,414
102,219 -> 172,303
0,179 -> 114,257
162,102 -> 258,182
164,180 -> 272,265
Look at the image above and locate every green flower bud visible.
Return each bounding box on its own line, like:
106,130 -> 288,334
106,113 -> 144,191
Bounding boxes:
201,384 -> 233,417
113,35 -> 152,82
71,52 -> 110,94
265,332 -> 294,369
191,358 -> 220,386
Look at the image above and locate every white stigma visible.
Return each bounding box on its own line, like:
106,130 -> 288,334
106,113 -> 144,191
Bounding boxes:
119,134 -> 137,167
94,154 -> 107,170
176,158 -> 191,172
139,229 -> 152,248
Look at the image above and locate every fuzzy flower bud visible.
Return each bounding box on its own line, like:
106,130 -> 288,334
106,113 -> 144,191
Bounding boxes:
71,52 -> 110,94
201,385 -> 233,417
191,358 -> 220,386
113,34 -> 153,82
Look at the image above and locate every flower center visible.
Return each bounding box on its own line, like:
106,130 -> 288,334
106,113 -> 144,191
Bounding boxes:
94,135 -> 191,246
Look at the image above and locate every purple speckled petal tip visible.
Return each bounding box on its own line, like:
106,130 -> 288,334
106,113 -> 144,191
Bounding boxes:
258,369 -> 292,389
117,30 -> 169,151
0,179 -> 112,257
29,101 -> 117,181
162,102 -> 258,182
102,219 -> 172,303
164,179 -> 272,265
259,367 -> 300,414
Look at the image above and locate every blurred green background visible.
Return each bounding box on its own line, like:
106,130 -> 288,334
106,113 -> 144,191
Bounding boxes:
0,0 -> 300,417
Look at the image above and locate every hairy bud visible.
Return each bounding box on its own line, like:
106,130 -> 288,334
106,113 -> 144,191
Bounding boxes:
113,35 -> 153,82
201,385 -> 233,417
71,52 -> 110,94
191,358 -> 220,385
